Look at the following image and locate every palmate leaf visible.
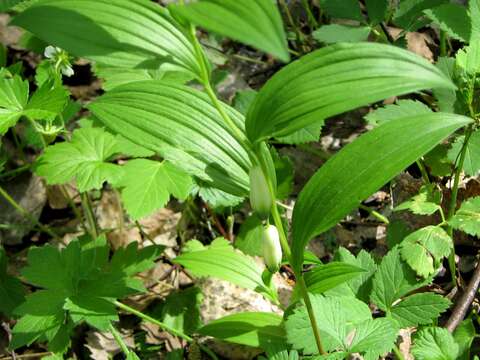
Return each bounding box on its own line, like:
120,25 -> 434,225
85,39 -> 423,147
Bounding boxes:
88,80 -> 252,197
35,127 -> 124,192
198,312 -> 285,348
12,0 -> 203,78
246,42 -> 455,144
291,113 -> 470,270
424,4 -> 470,43
170,0 -> 289,62
114,159 -> 193,220
412,327 -> 459,360
449,196 -> 480,236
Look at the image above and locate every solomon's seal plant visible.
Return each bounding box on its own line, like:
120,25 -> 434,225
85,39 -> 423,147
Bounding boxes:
0,0 -> 480,359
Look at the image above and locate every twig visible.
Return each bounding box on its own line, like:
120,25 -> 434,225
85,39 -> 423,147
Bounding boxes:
0,352 -> 51,360
445,255 -> 480,332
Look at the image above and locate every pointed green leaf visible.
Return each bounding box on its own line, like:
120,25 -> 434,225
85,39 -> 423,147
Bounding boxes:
395,185 -> 442,216
390,293 -> 451,327
170,0 -> 289,62
365,100 -> 432,127
456,41 -> 480,75
424,4 -> 470,42
448,130 -> 480,176
291,113 -> 470,269
394,0 -> 449,31
0,75 -> 28,135
12,0 -> 202,78
454,319 -> 476,360
412,327 -> 459,360
348,318 -> 399,357
246,42 -> 455,143
449,196 -> 480,236
88,80 -> 252,197
304,262 -> 366,295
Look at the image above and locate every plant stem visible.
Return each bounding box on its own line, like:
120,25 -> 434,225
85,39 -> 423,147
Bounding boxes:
359,204 -> 390,224
81,192 -> 99,238
446,126 -> 474,287
0,184 -> 59,240
392,345 -> 405,360
440,30 -> 447,57
113,301 -> 219,360
109,323 -> 131,356
278,0 -> 304,48
301,0 -> 318,29
0,164 -> 31,180
416,160 -> 430,185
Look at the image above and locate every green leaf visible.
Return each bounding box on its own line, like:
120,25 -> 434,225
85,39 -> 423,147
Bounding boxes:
233,89 -> 257,115
448,130 -> 480,176
0,75 -> 28,135
286,295 -> 372,354
12,0 -> 202,78
456,41 -> 480,75
0,248 -> 25,317
24,81 -> 69,121
412,327 -> 459,360
198,312 -> 285,349
365,0 -> 389,24
246,42 -> 455,143
449,196 -> 480,236
35,127 -> 124,192
114,159 -> 193,220
312,25 -> 370,44
394,0 -> 449,31
395,185 -> 442,216
400,226 -> 453,277
424,4 -> 470,42
454,319 -> 476,360
0,0 -> 26,11
170,0 -> 289,62
348,318 -> 399,358
291,113 -> 470,269
470,0 -> 480,42
275,123 -> 323,145
234,215 -> 263,256
434,57 -> 457,113
424,144 -> 453,177
173,238 -> 274,301
63,296 -> 117,330
365,100 -> 432,126
88,80 -> 251,198
304,262 -> 366,295
390,293 -> 451,327
371,247 -> 423,312
319,0 -> 363,21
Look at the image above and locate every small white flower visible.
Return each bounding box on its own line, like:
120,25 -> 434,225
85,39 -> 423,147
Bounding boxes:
44,45 -> 74,77
44,45 -> 59,59
262,225 -> 282,273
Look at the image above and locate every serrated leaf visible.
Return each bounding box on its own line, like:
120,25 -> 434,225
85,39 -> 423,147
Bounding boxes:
348,318 -> 399,357
365,100 -> 432,126
173,238 -> 274,301
395,185 -> 442,216
0,75 -> 28,135
319,0 -> 363,21
170,0 -> 289,62
24,81 -> 69,121
312,25 -> 370,44
114,159 -> 193,220
35,127 -> 124,192
291,113 -> 470,270
424,4 -> 470,42
470,0 -> 480,42
434,57 -> 457,113
275,122 -> 323,145
304,262 -> 366,295
63,296 -> 117,330
12,0 -> 202,78
454,319 -> 476,360
286,295 -> 371,354
390,293 -> 451,327
400,226 -> 452,277
412,327 -> 459,360
449,196 -> 480,236
456,41 -> 480,75
0,248 -> 25,317
246,42 -> 455,143
447,130 -> 480,176
394,0 -> 449,31
371,247 -> 423,312
365,0 -> 389,24
88,81 -> 251,198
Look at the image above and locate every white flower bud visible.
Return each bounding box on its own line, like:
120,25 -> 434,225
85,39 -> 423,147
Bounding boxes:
249,165 -> 273,219
262,225 -> 282,273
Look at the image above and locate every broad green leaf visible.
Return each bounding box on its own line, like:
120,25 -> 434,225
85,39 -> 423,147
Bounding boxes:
434,57 -> 457,113
291,113 -> 470,269
424,144 -> 453,177
319,0 -> 363,21
197,185 -> 244,208
114,159 -> 193,220
394,0 -> 448,31
198,312 -> 285,348
412,327 -> 459,360
424,4 -> 470,42
371,247 -> 423,312
170,0 -> 289,62
35,127 -> 124,192
456,41 -> 480,74
286,295 -> 371,354
0,248 -> 25,317
312,25 -> 370,44
365,0 -> 389,24
234,215 -> 263,256
233,89 -> 257,115
0,75 -> 28,135
63,296 -> 117,330
447,131 -> 480,176
395,185 -> 442,216
304,262 -> 366,295
365,100 -> 431,126
246,42 -> 455,143
449,196 -> 480,236
470,0 -> 480,42
173,238 -> 274,301
400,226 -> 452,277
390,293 -> 451,327
12,0 -> 202,78
88,81 -> 251,197
454,319 -> 476,360
348,318 -> 399,358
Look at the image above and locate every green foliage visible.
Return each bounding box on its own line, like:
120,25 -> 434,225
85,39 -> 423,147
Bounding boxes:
365,100 -> 432,127
312,25 -> 370,44
0,75 -> 28,135
291,113 -> 469,270
0,0 -> 24,11
412,327 -> 459,360
454,319 -> 477,360
390,293 -> 451,327
319,0 -> 363,21
365,0 -> 389,24
456,41 -> 480,75
449,196 -> 480,236
35,127 -> 124,192
170,0 -> 289,62
470,0 -> 480,42
394,0 -> 448,31
0,248 -> 25,317
395,185 -> 442,216
234,215 -> 263,256
424,4 -> 470,42
11,236 -> 161,351
114,159 -> 193,220
447,131 -> 480,176
304,262 -> 366,295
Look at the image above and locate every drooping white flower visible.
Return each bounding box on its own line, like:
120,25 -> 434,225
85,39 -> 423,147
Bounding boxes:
249,165 -> 273,219
262,225 -> 282,273
44,45 -> 74,77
